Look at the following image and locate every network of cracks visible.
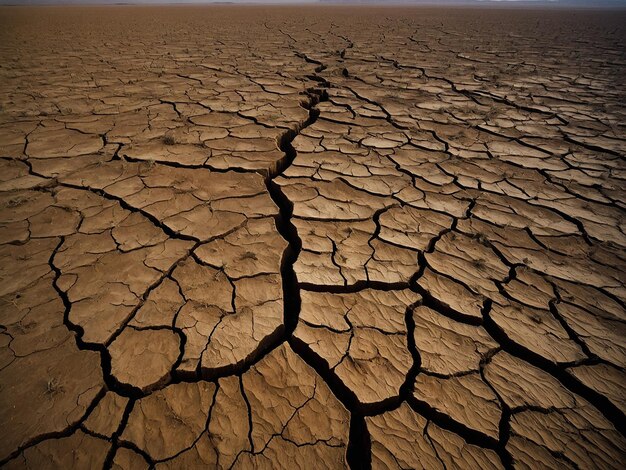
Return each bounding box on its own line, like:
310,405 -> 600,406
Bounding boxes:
0,6 -> 625,470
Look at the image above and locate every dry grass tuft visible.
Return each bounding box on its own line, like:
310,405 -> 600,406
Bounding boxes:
45,377 -> 64,396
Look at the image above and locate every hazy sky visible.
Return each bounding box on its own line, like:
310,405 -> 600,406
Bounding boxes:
2,0 -> 626,6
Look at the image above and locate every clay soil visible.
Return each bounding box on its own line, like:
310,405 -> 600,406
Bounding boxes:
0,4 -> 625,469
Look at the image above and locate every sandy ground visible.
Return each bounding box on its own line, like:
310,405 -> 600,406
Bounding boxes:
0,5 -> 625,469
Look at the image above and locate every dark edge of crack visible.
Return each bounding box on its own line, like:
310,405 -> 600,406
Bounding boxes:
480,298 -> 626,436
267,80 -> 328,336
0,386 -> 107,466
269,71 -> 379,469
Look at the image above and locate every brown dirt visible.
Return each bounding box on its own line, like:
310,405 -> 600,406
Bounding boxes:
0,5 -> 625,469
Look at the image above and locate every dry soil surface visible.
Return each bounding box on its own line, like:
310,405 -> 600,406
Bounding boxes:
0,5 -> 625,469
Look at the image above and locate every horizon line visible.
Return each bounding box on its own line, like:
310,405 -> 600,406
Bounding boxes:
3,0 -> 626,7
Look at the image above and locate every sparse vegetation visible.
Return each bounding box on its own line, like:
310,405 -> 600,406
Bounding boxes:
6,196 -> 29,207
144,158 -> 156,170
472,258 -> 486,269
45,377 -> 63,396
530,313 -> 543,324
472,232 -> 489,245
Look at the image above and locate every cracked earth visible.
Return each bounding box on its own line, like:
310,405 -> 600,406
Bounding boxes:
0,5 -> 625,469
